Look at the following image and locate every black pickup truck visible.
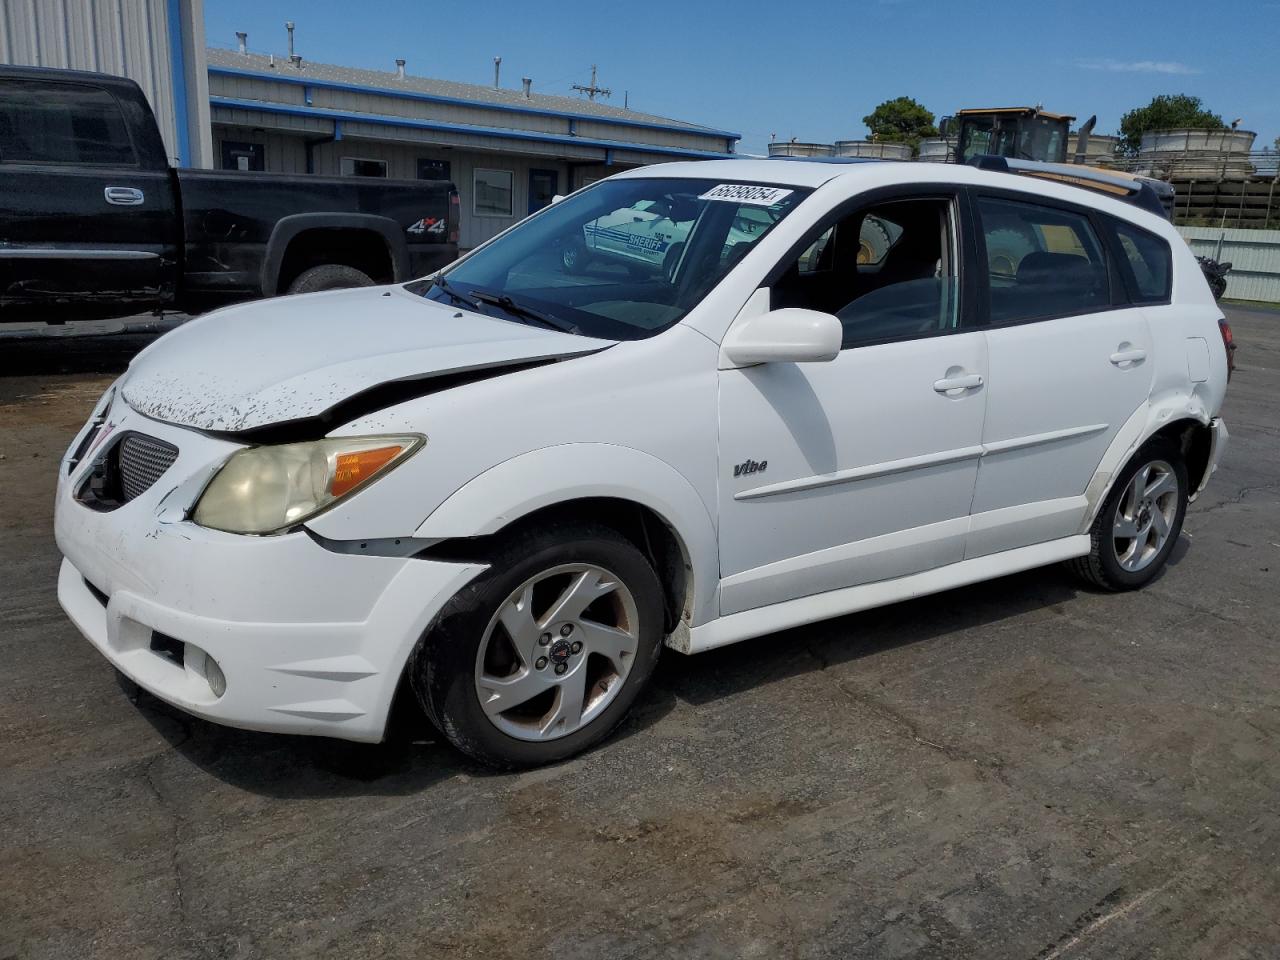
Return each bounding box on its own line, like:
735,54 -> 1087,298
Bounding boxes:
0,64 -> 459,323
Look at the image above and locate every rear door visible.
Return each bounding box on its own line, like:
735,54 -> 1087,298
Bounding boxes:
967,191 -> 1153,558
0,77 -> 178,321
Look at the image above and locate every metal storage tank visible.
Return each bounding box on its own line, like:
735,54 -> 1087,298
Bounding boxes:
834,140 -> 912,160
916,138 -> 953,162
768,141 -> 835,158
1138,128 -> 1257,178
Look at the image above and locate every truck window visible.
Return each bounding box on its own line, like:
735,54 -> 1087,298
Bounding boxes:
0,79 -> 136,166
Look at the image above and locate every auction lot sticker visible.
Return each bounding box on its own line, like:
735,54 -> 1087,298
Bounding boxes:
699,184 -> 794,206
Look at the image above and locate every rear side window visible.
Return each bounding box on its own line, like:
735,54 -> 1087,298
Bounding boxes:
1110,218 -> 1172,303
0,79 -> 136,165
976,196 -> 1109,324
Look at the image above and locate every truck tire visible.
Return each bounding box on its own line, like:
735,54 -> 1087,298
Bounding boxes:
287,264 -> 375,294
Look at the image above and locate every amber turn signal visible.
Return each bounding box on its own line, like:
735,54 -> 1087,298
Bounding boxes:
331,445 -> 406,498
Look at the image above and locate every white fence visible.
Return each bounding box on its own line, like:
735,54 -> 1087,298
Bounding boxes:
1178,226 -> 1280,304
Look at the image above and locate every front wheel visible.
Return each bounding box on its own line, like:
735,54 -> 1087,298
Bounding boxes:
1069,438 -> 1188,590
409,522 -> 664,768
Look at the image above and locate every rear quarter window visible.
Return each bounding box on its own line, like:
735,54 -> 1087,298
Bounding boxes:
1108,218 -> 1172,303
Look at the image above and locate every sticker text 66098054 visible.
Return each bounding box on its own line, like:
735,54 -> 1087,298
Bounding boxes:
698,184 -> 794,206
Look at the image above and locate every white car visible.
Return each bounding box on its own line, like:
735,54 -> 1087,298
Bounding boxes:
56,159 -> 1231,768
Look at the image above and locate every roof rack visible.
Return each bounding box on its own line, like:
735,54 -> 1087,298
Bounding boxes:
967,155 -> 1172,219
764,155 -> 881,164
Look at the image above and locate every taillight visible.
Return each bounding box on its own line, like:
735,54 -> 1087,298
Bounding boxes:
448,189 -> 460,244
1218,318 -> 1236,380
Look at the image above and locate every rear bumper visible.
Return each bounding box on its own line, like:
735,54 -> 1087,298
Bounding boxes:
54,402 -> 483,742
1194,416 -> 1229,498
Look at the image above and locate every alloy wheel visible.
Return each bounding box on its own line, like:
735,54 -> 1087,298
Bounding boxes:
1112,459 -> 1179,573
474,564 -> 640,742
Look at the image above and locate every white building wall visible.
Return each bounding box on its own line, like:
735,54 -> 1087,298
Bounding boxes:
0,0 -> 212,167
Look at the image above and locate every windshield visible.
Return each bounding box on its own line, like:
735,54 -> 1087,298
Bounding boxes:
413,177 -> 810,340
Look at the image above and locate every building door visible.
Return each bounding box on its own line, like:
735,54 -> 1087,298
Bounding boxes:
529,169 -> 558,215
220,140 -> 264,171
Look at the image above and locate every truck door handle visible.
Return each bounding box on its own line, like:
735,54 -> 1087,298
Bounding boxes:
933,373 -> 984,393
104,186 -> 145,205
1109,348 -> 1146,365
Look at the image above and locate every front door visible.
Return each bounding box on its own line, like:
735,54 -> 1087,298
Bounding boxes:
0,77 -> 177,321
967,192 -> 1154,558
528,169 -> 559,215
716,192 -> 988,615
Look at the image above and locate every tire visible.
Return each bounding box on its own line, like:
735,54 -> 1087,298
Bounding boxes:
561,239 -> 589,275
286,264 -> 375,294
409,522 -> 664,768
1069,437 -> 1188,591
662,241 -> 685,281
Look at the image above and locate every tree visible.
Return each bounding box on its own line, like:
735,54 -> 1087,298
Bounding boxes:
1118,94 -> 1226,155
862,97 -> 938,154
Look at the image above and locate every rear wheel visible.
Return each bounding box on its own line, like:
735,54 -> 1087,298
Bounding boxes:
286,264 -> 375,294
1069,438 -> 1187,590
409,523 -> 664,768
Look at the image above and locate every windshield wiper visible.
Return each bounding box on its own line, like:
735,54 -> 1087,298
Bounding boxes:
468,289 -> 581,335
431,276 -> 481,310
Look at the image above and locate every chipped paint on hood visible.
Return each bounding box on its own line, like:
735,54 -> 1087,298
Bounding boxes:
122,285 -> 614,432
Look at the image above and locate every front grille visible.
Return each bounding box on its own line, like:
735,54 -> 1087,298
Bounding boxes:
77,431 -> 179,510
118,434 -> 179,502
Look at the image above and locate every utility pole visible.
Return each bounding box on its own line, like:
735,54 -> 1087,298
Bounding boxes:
572,64 -> 611,101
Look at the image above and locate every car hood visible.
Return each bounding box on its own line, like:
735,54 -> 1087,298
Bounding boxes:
122,285 -> 613,433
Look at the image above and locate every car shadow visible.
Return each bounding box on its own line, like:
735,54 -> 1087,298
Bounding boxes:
128,560 -> 1094,799
654,563 -> 1086,709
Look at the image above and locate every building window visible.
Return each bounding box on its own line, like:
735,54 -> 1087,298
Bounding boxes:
417,158 -> 451,181
341,157 -> 388,178
474,168 -> 514,217
221,140 -> 264,171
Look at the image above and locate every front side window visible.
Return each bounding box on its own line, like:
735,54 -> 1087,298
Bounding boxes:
474,168 -> 514,217
415,177 -> 808,340
1110,218 -> 1171,302
977,197 -> 1109,324
0,79 -> 135,165
773,197 -> 959,348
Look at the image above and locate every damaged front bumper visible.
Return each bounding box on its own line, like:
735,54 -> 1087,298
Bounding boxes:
54,400 -> 482,742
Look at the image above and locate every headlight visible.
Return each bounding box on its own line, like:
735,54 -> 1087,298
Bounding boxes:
192,435 -> 423,534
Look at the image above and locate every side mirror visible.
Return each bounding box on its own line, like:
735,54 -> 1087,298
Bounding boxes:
722,308 -> 842,366
939,116 -> 955,138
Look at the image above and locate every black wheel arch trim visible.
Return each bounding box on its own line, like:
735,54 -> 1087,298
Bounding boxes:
261,212 -> 411,295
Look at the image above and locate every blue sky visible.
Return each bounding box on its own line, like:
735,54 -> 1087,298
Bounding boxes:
205,0 -> 1279,154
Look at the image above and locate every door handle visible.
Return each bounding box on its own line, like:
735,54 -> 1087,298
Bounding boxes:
1109,348 -> 1146,365
104,186 -> 145,205
933,373 -> 984,393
